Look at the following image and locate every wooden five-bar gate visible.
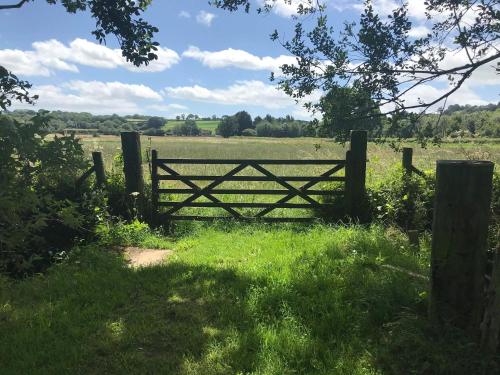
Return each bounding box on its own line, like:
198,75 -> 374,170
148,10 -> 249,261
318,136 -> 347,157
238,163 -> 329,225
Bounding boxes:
151,130 -> 367,223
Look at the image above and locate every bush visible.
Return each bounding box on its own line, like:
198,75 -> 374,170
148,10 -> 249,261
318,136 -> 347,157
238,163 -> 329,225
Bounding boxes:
146,116 -> 166,129
317,166 -> 436,229
216,117 -> 237,138
255,121 -> 305,138
142,127 -> 165,136
0,113 -> 104,276
172,120 -> 200,136
255,121 -> 273,137
367,167 -> 435,231
241,128 -> 256,136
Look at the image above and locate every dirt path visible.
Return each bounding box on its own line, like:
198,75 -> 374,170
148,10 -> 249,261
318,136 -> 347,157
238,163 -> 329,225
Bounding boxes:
124,247 -> 173,268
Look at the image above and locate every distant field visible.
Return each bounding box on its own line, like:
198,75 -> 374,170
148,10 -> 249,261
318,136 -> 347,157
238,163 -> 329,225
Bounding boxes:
164,120 -> 219,132
80,135 -> 500,169
80,135 -> 500,182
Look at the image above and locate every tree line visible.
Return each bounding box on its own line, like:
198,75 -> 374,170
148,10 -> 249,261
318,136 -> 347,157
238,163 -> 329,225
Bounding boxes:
4,104 -> 499,140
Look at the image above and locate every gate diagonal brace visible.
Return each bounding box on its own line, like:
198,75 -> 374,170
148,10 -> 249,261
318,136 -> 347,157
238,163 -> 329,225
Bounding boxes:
158,162 -> 249,217
250,163 -> 320,205
255,163 -> 345,218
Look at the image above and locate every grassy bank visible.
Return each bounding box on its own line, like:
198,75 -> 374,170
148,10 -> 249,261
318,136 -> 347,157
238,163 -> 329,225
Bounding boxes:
1,224 -> 497,374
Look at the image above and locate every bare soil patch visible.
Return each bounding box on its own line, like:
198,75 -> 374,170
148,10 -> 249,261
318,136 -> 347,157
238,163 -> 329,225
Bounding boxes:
123,247 -> 173,268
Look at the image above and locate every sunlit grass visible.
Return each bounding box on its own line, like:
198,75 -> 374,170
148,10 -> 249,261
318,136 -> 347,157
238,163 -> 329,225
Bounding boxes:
1,224 -> 497,374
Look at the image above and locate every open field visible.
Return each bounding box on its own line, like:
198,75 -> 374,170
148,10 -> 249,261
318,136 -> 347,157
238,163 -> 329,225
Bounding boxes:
1,224 -> 497,374
80,135 -> 500,179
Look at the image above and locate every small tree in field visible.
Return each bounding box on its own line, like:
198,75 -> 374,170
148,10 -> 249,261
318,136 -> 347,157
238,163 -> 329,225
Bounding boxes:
147,117 -> 166,129
217,117 -> 237,138
234,111 -> 253,135
172,119 -> 200,136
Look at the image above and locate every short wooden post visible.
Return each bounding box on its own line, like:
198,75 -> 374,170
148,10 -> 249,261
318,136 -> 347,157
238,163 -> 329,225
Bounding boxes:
120,132 -> 144,195
402,147 -> 415,230
408,229 -> 420,251
402,147 -> 413,174
429,160 -> 494,335
92,151 -> 106,187
345,130 -> 367,222
151,149 -> 159,225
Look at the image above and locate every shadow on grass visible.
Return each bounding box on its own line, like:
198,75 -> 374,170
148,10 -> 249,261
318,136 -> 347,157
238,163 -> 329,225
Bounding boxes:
0,252 -> 262,374
0,245 -> 498,375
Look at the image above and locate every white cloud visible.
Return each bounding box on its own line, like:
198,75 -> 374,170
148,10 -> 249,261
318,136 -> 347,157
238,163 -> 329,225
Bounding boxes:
398,82 -> 492,112
408,25 -> 431,38
182,46 -> 296,73
126,47 -> 181,72
196,11 -> 216,26
0,38 -> 180,76
437,49 -> 500,87
65,80 -> 162,101
15,80 -> 163,114
0,41 -> 78,76
179,10 -> 191,18
148,103 -> 189,112
352,0 -> 427,20
163,80 -> 322,119
163,80 -> 296,109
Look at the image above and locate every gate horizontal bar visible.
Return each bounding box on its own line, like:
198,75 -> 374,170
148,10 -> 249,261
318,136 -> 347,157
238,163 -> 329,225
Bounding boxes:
157,175 -> 345,182
157,201 -> 338,208
158,188 -> 343,196
155,159 -> 346,165
164,215 -> 318,223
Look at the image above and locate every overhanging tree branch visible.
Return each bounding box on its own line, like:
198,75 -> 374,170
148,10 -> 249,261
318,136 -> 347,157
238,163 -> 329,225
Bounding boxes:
0,0 -> 29,10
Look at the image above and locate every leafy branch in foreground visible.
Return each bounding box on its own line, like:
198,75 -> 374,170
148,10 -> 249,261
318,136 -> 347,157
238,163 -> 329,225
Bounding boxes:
0,67 -> 38,111
214,0 -> 500,140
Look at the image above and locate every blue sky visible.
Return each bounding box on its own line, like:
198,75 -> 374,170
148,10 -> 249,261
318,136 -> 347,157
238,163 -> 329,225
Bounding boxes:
1,0 -> 498,119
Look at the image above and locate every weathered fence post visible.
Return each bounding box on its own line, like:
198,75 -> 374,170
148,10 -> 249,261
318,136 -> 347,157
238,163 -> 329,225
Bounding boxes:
345,130 -> 367,221
151,149 -> 159,225
120,131 -> 144,195
402,147 -> 413,174
429,160 -> 494,335
91,151 -> 106,187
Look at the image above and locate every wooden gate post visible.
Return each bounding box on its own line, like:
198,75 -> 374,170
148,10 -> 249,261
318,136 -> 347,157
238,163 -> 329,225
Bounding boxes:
429,160 -> 494,334
151,149 -> 159,225
402,147 -> 413,174
120,132 -> 144,195
91,151 -> 106,187
345,130 -> 367,221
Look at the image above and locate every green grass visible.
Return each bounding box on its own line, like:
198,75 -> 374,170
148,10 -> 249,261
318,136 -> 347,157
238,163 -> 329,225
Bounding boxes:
81,135 -> 500,179
1,224 -> 497,374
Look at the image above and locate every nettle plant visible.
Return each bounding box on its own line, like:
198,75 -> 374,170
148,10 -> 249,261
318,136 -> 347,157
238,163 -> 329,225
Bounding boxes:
0,112 -> 103,275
